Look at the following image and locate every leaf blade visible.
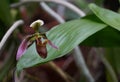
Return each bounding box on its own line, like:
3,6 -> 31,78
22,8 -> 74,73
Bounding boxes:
89,3 -> 120,31
17,19 -> 107,71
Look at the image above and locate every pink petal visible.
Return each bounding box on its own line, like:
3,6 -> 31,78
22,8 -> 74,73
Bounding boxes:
16,38 -> 28,60
48,40 -> 58,49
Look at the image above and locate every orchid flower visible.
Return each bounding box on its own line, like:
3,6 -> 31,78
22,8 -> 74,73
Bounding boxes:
16,20 -> 58,60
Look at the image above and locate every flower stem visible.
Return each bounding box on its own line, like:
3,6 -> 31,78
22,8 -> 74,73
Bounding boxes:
48,61 -> 74,82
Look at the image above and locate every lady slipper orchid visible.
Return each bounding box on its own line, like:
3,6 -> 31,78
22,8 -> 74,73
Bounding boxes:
16,20 -> 58,60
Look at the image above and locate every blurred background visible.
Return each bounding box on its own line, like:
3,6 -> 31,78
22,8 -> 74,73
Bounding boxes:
0,0 -> 120,82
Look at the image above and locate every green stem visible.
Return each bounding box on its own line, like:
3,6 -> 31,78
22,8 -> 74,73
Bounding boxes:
47,61 -> 74,82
